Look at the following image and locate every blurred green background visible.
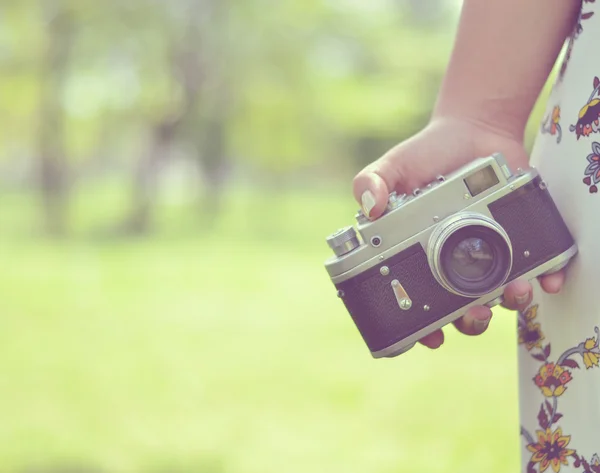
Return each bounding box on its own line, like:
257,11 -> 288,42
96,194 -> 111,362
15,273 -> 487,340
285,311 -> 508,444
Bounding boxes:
0,1 -> 559,472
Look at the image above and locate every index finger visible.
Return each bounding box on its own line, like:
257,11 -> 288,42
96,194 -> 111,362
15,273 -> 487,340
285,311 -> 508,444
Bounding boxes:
352,157 -> 405,220
538,269 -> 565,294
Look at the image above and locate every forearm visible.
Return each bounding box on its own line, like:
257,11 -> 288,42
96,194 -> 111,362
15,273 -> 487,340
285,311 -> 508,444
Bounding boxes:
432,0 -> 581,141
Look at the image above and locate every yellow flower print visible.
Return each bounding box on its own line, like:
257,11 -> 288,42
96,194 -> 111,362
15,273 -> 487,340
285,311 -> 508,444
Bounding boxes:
541,105 -> 563,143
552,106 -> 561,125
534,363 -> 572,397
526,427 -> 575,473
518,305 -> 545,351
525,304 -> 538,322
583,337 -> 600,369
521,326 -> 600,466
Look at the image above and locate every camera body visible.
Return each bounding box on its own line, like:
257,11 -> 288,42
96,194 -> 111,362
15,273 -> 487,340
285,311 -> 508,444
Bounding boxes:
323,153 -> 577,359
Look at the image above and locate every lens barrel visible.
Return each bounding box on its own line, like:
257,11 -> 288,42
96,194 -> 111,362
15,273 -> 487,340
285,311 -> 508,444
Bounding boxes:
428,213 -> 513,298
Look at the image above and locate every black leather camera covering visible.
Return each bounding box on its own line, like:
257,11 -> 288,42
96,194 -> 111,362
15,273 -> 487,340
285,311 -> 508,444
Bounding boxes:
335,176 -> 575,354
488,177 -> 574,280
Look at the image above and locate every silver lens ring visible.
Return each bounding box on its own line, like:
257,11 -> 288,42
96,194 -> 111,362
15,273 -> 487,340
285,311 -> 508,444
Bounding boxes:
427,212 -> 513,298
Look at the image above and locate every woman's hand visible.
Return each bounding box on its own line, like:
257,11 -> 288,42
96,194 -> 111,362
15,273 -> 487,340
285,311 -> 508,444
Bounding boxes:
352,117 -> 566,349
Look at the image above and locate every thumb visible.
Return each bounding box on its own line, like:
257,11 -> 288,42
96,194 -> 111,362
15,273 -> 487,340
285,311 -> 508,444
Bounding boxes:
352,157 -> 404,220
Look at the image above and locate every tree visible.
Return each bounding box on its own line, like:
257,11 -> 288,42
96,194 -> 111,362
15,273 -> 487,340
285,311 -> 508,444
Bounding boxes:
37,1 -> 74,236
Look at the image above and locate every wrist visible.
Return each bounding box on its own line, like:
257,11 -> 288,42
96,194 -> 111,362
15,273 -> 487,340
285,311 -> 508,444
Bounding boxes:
430,101 -> 529,145
421,115 -> 529,168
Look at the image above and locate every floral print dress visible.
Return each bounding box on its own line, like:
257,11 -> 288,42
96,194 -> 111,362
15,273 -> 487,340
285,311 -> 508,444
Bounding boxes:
518,2 -> 600,471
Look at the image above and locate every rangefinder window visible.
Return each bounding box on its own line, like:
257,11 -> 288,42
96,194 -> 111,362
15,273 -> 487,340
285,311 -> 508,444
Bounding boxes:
464,165 -> 500,197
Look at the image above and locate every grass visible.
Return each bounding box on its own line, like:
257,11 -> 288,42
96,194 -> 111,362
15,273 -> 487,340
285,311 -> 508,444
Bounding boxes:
0,183 -> 522,473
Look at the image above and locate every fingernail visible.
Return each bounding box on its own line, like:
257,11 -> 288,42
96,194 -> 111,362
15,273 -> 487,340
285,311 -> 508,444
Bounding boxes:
473,317 -> 490,332
515,293 -> 529,304
361,190 -> 376,218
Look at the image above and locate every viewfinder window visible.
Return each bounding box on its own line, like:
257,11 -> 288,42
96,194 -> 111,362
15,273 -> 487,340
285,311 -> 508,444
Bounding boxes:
464,165 -> 500,197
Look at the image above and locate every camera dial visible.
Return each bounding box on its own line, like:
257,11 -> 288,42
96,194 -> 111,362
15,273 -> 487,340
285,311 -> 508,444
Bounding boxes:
387,192 -> 408,211
326,226 -> 361,257
355,210 -> 369,225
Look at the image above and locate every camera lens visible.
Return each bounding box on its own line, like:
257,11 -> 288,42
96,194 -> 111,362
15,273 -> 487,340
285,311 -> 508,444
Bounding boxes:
428,213 -> 513,298
440,226 -> 511,297
448,237 -> 494,281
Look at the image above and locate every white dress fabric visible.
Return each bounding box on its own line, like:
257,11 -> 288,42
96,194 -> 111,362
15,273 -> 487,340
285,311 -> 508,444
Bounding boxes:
517,3 -> 600,472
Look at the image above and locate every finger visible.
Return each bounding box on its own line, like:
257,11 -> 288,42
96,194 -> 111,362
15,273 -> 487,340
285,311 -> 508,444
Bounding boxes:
418,329 -> 444,349
352,157 -> 404,220
453,305 -> 493,336
538,269 -> 565,294
501,279 -> 533,311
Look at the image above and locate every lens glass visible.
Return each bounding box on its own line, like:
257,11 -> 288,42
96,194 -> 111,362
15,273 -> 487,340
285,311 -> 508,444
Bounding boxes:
449,237 -> 494,281
440,225 -> 511,297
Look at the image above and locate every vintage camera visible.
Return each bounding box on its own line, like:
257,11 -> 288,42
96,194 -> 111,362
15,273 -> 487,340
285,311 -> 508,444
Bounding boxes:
323,153 -> 577,359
